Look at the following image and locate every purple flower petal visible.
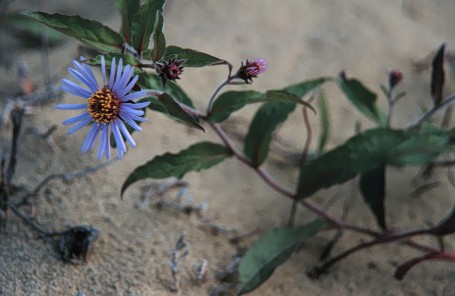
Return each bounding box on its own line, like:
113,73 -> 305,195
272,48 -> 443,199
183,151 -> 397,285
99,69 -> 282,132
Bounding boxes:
115,119 -> 136,147
56,103 -> 88,110
82,122 -> 101,153
122,115 -> 142,131
120,90 -> 155,102
115,58 -> 123,88
61,79 -> 92,98
72,60 -> 98,92
111,121 -> 126,153
67,117 -> 92,135
121,101 -> 151,109
118,74 -> 139,98
68,68 -> 97,93
113,64 -> 133,93
109,57 -> 116,89
101,55 -> 106,86
120,112 -> 148,122
63,112 -> 90,125
120,106 -> 144,116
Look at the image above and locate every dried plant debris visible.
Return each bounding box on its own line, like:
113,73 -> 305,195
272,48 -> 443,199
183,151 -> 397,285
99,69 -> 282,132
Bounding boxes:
58,225 -> 100,264
169,233 -> 189,293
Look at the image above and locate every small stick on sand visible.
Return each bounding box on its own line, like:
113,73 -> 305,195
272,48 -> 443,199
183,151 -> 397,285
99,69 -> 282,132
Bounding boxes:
170,233 -> 189,293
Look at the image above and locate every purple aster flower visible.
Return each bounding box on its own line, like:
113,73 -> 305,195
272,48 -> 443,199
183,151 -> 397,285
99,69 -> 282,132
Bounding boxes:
57,56 -> 159,160
236,58 -> 267,83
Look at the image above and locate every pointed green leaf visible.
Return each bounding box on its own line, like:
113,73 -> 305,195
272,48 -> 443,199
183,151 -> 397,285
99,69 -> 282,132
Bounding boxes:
150,93 -> 204,131
150,11 -> 166,61
3,13 -> 65,48
337,74 -> 381,123
116,0 -> 140,42
317,90 -> 330,153
208,91 -> 263,122
208,90 -> 316,123
138,72 -> 194,107
237,220 -> 328,295
244,102 -> 296,166
22,11 -> 124,52
130,0 -> 165,53
121,142 -> 232,196
297,128 -> 455,199
360,166 -> 386,229
162,46 -> 224,67
283,77 -> 329,98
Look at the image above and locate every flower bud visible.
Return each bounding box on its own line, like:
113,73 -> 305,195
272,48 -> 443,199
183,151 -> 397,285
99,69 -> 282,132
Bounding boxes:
156,58 -> 185,85
236,58 -> 267,83
388,69 -> 403,90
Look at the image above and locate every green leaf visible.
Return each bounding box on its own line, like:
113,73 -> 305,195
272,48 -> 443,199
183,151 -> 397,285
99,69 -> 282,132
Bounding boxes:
237,220 -> 328,295
162,46 -> 224,67
150,93 -> 204,131
22,11 -> 124,52
121,142 -> 232,196
116,0 -> 140,42
208,90 -> 263,122
138,72 -> 194,107
317,90 -> 330,153
337,73 -> 381,123
208,90 -> 316,123
296,128 -> 455,199
2,13 -> 65,48
150,11 -> 166,61
360,166 -> 386,229
283,77 -> 329,98
245,102 -> 296,166
130,0 -> 165,53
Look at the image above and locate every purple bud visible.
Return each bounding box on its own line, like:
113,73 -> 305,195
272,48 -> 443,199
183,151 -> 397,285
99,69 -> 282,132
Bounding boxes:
388,69 -> 403,89
236,58 -> 267,83
156,58 -> 185,84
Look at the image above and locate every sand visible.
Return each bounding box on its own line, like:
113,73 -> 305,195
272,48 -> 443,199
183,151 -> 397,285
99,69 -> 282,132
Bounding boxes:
1,0 -> 455,295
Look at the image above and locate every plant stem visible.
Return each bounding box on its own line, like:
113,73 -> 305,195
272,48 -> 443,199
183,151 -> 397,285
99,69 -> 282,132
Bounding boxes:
311,228 -> 441,276
407,92 -> 455,129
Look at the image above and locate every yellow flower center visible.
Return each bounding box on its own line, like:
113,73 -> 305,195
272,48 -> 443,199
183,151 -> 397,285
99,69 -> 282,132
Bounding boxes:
88,88 -> 120,124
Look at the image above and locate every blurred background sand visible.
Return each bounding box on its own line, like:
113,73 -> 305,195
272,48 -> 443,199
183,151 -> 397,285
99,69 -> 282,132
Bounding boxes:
1,0 -> 455,295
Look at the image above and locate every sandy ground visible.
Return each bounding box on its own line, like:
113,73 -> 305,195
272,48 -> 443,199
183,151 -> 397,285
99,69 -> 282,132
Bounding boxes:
2,0 -> 455,295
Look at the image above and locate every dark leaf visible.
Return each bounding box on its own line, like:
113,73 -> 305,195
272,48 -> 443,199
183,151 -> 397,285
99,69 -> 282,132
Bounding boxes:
244,102 -> 296,166
360,166 -> 386,229
150,11 -> 166,62
317,90 -> 330,153
138,72 -> 194,107
121,142 -> 232,196
161,46 -> 224,67
208,90 -> 315,123
296,128 -> 455,199
150,93 -> 204,131
237,220 -> 328,295
429,203 -> 455,235
22,11 -> 124,52
282,77 -> 328,98
394,252 -> 439,281
130,0 -> 165,54
116,0 -> 140,42
431,43 -> 446,106
337,73 -> 381,124
2,13 -> 64,48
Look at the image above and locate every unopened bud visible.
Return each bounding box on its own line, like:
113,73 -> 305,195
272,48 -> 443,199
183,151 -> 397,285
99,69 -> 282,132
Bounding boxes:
388,69 -> 403,89
236,58 -> 267,83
